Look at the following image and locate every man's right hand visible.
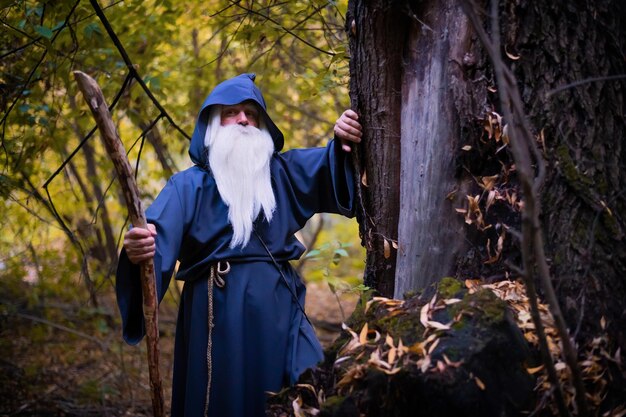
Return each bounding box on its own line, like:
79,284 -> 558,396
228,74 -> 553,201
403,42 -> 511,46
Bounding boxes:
123,223 -> 157,264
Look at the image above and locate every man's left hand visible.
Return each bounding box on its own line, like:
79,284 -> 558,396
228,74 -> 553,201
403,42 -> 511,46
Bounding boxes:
334,109 -> 362,152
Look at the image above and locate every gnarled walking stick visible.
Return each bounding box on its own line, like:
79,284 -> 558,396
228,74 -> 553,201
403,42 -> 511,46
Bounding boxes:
73,71 -> 165,417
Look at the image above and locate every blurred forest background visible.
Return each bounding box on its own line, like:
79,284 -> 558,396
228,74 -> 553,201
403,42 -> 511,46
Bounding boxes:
0,0 -> 365,414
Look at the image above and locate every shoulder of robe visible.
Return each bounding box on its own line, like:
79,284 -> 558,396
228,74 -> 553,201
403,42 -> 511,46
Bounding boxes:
169,166 -> 218,192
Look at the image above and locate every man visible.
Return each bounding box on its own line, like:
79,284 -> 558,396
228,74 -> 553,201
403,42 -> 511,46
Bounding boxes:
117,73 -> 362,416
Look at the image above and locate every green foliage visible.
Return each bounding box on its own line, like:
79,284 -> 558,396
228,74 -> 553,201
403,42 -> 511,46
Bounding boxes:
301,215 -> 365,292
0,0 -> 359,368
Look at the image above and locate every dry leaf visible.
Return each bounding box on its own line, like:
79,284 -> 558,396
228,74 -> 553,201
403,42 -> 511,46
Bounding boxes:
420,303 -> 430,328
427,320 -> 451,330
427,337 -> 441,354
475,376 -> 486,390
361,170 -> 368,187
388,347 -> 397,365
462,145 -> 472,151
526,365 -> 545,374
446,188 -> 458,201
383,239 -> 391,259
480,175 -> 499,191
292,395 -> 305,417
505,47 -> 521,60
418,355 -> 431,373
486,190 -> 497,212
385,334 -> 395,348
359,323 -> 369,345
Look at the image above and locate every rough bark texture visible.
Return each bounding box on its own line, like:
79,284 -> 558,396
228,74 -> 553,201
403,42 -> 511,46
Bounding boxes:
346,0 -> 408,297
350,0 -> 625,355
395,1 -> 477,298
499,0 -> 626,355
346,0 -> 625,408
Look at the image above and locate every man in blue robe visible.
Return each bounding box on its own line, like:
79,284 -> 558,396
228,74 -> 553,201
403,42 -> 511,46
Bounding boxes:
116,73 -> 362,416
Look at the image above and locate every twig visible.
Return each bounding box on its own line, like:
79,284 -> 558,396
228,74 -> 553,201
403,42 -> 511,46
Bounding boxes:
230,0 -> 336,56
15,312 -> 107,350
43,71 -> 133,188
88,0 -> 190,141
546,74 -> 626,98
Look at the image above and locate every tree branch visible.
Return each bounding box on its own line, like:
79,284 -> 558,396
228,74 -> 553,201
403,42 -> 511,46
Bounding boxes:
89,0 -> 190,141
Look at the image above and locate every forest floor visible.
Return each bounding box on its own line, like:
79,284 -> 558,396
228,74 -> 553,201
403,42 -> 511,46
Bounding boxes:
0,279 -> 357,416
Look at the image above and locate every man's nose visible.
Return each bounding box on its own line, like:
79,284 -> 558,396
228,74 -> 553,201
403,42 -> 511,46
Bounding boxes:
236,111 -> 249,126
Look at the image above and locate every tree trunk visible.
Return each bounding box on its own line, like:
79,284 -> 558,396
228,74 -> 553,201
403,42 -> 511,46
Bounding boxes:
499,0 -> 626,352
346,1 -> 408,297
348,0 -> 626,406
395,0 -> 477,298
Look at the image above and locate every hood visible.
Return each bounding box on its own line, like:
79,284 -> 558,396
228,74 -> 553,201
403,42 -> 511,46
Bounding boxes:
188,73 -> 285,166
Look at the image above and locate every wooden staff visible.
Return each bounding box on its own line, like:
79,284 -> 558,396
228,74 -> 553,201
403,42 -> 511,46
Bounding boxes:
73,71 -> 165,417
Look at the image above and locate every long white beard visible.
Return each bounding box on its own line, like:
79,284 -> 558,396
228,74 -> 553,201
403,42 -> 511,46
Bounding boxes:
208,123 -> 276,248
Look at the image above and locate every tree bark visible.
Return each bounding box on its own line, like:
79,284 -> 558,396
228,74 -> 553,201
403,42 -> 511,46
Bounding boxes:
346,0 -> 407,297
348,0 -> 626,409
499,0 -> 626,353
395,0 -> 475,298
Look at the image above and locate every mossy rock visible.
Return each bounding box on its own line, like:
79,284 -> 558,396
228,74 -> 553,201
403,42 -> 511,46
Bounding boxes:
267,278 -> 536,417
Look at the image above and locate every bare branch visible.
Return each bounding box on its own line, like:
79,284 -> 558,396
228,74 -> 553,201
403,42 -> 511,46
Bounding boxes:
88,0 -> 190,141
460,0 -> 592,415
546,74 -> 626,98
230,1 -> 336,56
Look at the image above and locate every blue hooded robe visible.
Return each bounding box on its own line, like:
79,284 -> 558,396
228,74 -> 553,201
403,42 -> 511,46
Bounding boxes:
116,73 -> 355,416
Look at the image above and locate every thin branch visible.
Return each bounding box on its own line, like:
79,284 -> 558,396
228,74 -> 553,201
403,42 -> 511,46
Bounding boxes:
246,2 -> 331,69
230,0 -> 335,56
15,312 -> 108,350
546,74 -> 626,98
43,71 -> 133,188
460,1 -> 585,415
0,0 -> 80,138
198,14 -> 247,69
89,0 -> 190,141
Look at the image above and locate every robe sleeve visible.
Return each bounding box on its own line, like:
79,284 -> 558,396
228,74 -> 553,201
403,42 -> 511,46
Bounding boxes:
280,138 -> 355,221
116,176 -> 188,345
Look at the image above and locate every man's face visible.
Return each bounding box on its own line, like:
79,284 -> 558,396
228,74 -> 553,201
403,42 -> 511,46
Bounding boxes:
220,102 -> 260,128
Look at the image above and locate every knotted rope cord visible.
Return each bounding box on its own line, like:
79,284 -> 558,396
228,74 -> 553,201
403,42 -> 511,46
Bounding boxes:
204,261 -> 229,416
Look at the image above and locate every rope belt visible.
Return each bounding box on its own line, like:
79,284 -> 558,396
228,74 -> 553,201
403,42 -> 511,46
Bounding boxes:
204,261 -> 230,417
